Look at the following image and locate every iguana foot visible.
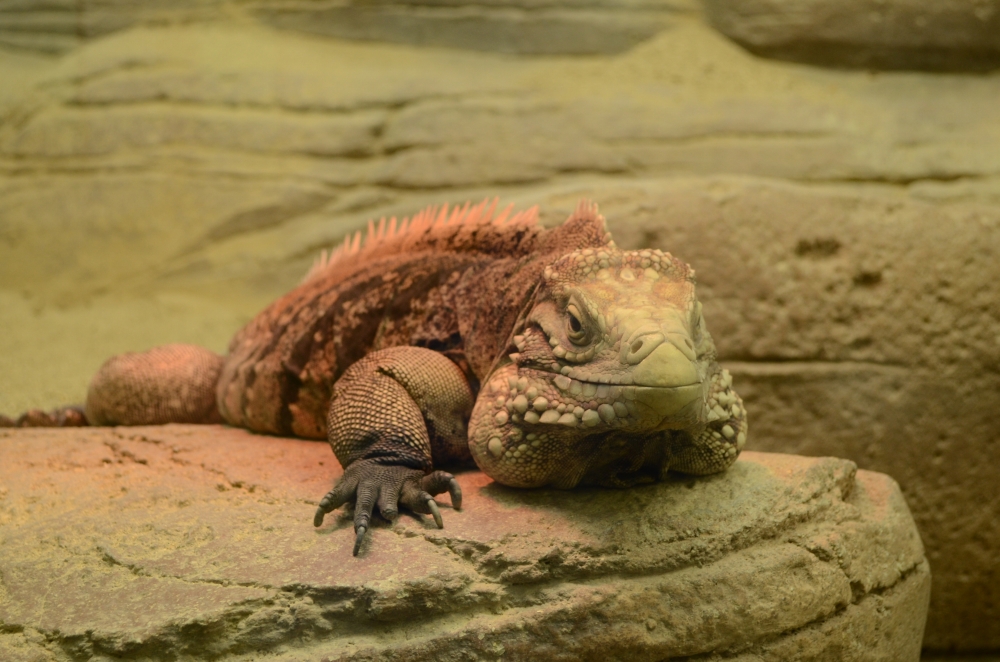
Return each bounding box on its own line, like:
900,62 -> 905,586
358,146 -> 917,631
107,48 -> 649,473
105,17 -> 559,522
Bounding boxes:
313,459 -> 461,556
3,406 -> 88,427
320,347 -> 473,555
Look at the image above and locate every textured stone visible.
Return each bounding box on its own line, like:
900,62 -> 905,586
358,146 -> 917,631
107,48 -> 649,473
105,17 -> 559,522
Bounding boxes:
0,425 -> 928,661
3,20 -> 1000,308
0,0 -> 694,55
0,0 -> 222,54
704,0 -> 1000,71
254,0 -> 685,55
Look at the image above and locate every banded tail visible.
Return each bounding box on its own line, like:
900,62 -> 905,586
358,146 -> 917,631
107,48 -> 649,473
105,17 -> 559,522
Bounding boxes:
2,344 -> 223,428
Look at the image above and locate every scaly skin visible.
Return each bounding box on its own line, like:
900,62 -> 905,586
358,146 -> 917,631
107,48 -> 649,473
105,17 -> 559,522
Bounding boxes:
467,246 -> 747,490
7,200 -> 747,555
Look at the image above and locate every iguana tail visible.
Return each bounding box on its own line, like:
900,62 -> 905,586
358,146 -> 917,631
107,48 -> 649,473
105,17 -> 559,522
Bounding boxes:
84,343 -> 224,425
1,344 -> 224,428
0,406 -> 87,428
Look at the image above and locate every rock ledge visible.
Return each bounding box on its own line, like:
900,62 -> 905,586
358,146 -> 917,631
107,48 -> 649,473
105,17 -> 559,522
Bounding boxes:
0,425 -> 929,661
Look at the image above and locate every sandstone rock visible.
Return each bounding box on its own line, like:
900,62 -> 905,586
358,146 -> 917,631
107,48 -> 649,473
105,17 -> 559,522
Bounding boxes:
253,0 -> 683,55
0,0 -> 693,56
703,0 -> 1000,71
4,20 -> 1000,307
0,0 -> 224,54
0,425 -> 928,660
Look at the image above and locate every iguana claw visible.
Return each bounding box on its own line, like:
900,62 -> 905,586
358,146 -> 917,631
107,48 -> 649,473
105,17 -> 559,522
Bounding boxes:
314,495 -> 335,527
422,473 -> 462,511
353,526 -> 367,556
426,499 -> 443,528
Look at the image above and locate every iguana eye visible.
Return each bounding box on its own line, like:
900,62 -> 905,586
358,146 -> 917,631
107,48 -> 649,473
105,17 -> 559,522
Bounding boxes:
566,304 -> 588,345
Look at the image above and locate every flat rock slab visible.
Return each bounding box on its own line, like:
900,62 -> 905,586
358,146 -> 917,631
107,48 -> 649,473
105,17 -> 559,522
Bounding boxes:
0,0 -> 697,55
0,425 -> 927,661
704,0 -> 1000,71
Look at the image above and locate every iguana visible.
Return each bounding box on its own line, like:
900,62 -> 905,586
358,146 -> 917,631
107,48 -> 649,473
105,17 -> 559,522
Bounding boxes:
3,200 -> 747,555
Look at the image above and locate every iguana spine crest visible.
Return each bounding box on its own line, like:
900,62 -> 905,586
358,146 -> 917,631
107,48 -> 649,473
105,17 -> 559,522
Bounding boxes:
303,198 -> 540,284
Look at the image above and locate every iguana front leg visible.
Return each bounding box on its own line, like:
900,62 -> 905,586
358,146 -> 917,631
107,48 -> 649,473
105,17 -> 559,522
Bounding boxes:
314,347 -> 474,555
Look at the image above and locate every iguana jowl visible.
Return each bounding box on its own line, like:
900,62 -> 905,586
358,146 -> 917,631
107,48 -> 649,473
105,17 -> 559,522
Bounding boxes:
5,200 -> 748,555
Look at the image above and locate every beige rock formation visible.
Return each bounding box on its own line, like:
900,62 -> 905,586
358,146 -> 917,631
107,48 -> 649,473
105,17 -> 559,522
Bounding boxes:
704,0 -> 1000,71
0,0 -> 697,56
1,9 -> 998,653
3,20 -> 1000,309
0,426 -> 929,661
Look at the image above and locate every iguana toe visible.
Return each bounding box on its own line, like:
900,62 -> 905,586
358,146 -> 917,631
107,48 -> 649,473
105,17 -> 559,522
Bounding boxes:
313,475 -> 356,527
425,499 -> 443,528
353,526 -> 367,556
398,469 -> 463,529
421,471 -> 463,511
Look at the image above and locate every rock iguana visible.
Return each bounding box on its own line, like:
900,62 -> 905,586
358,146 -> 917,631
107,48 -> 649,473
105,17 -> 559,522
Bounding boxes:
3,200 -> 748,555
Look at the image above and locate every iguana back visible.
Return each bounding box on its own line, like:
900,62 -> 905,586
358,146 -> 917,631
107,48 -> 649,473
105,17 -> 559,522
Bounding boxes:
3,200 -> 747,557
216,200 -> 608,439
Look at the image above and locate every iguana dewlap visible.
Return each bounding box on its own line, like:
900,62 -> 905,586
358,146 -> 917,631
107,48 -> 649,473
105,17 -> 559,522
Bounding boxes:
8,200 -> 747,555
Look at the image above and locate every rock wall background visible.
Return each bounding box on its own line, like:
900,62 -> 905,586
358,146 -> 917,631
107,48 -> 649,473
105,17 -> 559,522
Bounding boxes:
705,0 -> 1000,71
0,0 -> 697,55
1,0 -> 998,654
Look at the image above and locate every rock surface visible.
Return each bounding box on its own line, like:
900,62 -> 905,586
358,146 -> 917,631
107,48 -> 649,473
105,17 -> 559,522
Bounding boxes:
0,425 -> 928,661
3,20 -> 1000,310
703,0 -> 1000,71
0,0 -> 696,55
255,0 -> 697,56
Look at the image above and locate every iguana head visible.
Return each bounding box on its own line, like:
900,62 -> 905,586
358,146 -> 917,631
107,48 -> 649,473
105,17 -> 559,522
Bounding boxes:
469,245 -> 724,488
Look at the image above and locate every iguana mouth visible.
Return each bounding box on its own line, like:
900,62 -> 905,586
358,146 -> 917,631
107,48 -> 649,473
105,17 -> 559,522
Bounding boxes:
573,378 -> 700,388
541,371 -> 703,417
629,384 -> 703,418
546,339 -> 700,392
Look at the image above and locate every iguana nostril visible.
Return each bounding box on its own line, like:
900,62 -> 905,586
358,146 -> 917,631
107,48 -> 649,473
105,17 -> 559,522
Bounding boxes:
664,332 -> 698,361
625,332 -> 664,364
630,341 -> 700,386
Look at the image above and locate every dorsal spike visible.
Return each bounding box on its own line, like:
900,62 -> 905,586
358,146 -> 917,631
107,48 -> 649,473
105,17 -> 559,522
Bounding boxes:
485,198 -> 499,223
515,205 -> 540,225
572,199 -> 600,220
494,202 -> 514,226
449,201 -> 470,225
434,203 -> 450,226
